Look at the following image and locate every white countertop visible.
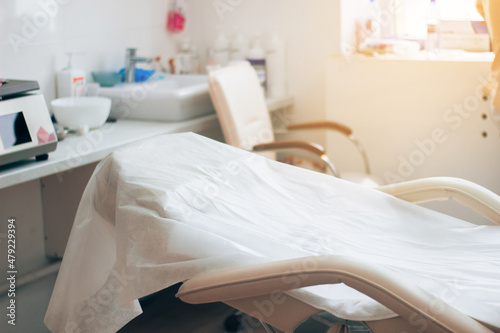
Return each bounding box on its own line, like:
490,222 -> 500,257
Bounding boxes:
0,115 -> 219,190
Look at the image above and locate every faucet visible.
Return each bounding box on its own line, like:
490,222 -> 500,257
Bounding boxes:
124,48 -> 153,83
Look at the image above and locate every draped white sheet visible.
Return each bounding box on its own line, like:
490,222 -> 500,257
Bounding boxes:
45,133 -> 500,332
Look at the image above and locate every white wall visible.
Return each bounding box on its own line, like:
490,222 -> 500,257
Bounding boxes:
0,0 -> 179,103
327,55 -> 500,224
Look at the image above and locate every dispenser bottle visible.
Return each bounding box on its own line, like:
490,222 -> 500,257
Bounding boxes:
230,28 -> 248,61
266,30 -> 286,98
247,34 -> 267,92
57,53 -> 86,98
177,37 -> 194,74
213,28 -> 229,67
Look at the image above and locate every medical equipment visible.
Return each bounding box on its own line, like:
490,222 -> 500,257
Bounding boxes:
208,62 -> 380,187
0,80 -> 57,166
45,133 -> 500,333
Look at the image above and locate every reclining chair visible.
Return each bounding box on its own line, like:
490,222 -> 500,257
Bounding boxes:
45,133 -> 500,333
208,62 -> 380,187
177,177 -> 500,333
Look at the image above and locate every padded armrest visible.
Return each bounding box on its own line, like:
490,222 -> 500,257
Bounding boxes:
253,140 -> 340,177
377,177 -> 500,225
254,140 -> 325,156
287,121 -> 353,137
177,255 -> 492,333
287,121 -> 371,174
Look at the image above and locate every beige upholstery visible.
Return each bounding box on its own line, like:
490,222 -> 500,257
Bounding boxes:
208,62 -> 380,186
377,177 -> 500,225
209,63 -> 277,160
177,176 -> 500,333
178,255 -> 495,333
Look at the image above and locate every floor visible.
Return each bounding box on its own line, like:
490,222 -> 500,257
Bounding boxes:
119,284 -> 268,333
0,273 -> 57,333
0,275 -> 267,333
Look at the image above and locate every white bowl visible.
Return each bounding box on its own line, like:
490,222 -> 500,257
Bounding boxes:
51,97 -> 111,130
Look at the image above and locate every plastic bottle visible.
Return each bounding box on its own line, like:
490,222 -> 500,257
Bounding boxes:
205,48 -> 219,73
213,28 -> 229,67
230,28 -> 248,61
425,0 -> 441,56
191,45 -> 200,74
166,0 -> 187,34
266,30 -> 286,98
176,37 -> 194,74
247,34 -> 267,92
57,53 -> 86,98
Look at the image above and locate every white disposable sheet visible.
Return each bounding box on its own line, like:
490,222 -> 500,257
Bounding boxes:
45,133 -> 500,332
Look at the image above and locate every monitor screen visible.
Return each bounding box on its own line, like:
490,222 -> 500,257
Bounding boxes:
0,111 -> 32,149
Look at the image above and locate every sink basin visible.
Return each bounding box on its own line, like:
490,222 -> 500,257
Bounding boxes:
98,75 -> 215,122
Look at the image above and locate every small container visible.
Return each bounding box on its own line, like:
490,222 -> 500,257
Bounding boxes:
57,53 -> 86,98
86,83 -> 100,96
91,72 -> 122,87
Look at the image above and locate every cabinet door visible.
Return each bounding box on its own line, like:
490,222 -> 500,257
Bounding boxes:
42,162 -> 98,258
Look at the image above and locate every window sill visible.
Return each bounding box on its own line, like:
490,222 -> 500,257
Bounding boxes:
333,50 -> 494,63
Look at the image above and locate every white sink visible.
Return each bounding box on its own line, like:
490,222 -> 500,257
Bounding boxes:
98,75 -> 215,122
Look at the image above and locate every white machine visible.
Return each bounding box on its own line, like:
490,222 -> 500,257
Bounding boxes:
0,80 -> 57,166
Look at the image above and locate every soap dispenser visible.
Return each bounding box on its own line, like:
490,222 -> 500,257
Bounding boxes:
177,37 -> 194,74
230,27 -> 248,61
266,29 -> 286,98
57,53 -> 86,98
213,28 -> 229,67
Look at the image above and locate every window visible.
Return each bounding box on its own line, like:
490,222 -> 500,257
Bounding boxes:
341,0 -> 488,55
392,0 -> 484,37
